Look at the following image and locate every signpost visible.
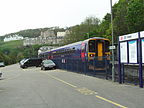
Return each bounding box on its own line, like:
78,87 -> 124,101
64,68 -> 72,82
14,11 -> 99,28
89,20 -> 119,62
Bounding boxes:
109,46 -> 116,50
118,31 -> 144,88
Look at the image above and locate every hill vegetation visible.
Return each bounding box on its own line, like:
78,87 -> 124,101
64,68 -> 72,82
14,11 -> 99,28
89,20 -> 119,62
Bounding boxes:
0,40 -> 43,65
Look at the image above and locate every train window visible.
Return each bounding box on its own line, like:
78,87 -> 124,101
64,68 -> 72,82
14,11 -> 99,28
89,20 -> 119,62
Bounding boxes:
89,40 -> 96,52
104,40 -> 110,52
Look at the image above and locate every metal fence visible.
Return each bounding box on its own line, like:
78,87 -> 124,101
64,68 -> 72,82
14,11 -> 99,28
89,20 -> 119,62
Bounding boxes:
52,57 -> 112,80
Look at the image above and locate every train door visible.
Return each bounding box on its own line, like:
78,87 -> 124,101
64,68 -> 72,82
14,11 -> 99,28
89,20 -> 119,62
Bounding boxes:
96,40 -> 104,60
97,42 -> 103,57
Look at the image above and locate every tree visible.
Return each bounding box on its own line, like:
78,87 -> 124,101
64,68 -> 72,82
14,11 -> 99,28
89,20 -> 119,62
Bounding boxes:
126,0 -> 144,32
113,0 -> 130,37
63,16 -> 101,44
98,13 -> 111,39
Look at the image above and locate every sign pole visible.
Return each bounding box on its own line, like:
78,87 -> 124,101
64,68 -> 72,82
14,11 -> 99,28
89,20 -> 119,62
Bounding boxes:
110,0 -> 115,81
138,32 -> 143,88
118,41 -> 122,83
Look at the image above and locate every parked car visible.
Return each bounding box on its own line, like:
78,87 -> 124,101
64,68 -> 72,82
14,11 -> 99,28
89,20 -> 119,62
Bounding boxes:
19,58 -> 27,65
20,58 -> 42,69
0,62 -> 5,67
41,59 -> 56,70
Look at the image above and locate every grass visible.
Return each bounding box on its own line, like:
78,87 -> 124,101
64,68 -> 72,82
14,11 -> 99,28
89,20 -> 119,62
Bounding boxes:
0,40 -> 23,50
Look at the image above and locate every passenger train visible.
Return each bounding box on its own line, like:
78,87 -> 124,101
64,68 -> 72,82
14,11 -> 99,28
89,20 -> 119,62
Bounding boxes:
38,37 -> 111,71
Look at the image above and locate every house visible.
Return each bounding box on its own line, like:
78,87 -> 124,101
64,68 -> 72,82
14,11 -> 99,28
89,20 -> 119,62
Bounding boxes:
4,35 -> 23,42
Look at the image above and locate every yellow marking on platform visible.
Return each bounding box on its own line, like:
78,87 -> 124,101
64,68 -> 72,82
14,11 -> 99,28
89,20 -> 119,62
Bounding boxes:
41,72 -> 77,88
76,87 -> 97,95
95,95 -> 127,108
40,71 -> 127,108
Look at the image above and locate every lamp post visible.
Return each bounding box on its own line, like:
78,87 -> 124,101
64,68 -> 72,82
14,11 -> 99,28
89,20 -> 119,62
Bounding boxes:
110,0 -> 115,81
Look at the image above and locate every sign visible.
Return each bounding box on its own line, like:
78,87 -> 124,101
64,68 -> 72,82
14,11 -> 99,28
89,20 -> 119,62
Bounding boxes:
140,31 -> 144,38
109,46 -> 116,50
142,39 -> 144,63
120,42 -> 128,63
128,40 -> 137,63
119,32 -> 138,41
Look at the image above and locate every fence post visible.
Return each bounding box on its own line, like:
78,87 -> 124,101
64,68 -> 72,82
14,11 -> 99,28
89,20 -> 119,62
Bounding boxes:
138,32 -> 143,88
105,56 -> 108,80
118,41 -> 122,84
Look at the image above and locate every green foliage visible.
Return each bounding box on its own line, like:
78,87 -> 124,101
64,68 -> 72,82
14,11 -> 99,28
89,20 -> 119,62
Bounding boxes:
0,40 -> 23,50
126,0 -> 144,32
0,40 -> 43,65
113,0 -> 130,38
63,16 -> 101,44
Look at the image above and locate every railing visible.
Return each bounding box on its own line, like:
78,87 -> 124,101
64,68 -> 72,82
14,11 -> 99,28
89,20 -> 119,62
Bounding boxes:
52,56 -> 112,80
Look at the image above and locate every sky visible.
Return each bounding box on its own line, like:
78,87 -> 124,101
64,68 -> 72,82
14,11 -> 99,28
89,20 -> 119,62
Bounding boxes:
0,0 -> 118,36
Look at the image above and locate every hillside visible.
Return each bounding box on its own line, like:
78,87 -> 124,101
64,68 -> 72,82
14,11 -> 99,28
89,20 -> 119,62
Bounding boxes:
0,40 -> 43,65
0,40 -> 23,51
0,27 -> 65,42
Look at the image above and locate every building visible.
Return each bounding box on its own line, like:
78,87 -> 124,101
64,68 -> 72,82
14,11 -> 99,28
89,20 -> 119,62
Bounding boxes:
23,29 -> 67,46
57,32 -> 66,44
4,35 -> 24,42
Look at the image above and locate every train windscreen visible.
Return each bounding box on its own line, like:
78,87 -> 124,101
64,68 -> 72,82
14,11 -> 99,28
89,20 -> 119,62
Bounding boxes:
89,40 -> 97,52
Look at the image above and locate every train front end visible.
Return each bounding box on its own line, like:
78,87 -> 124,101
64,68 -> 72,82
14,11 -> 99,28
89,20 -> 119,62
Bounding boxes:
87,38 -> 110,70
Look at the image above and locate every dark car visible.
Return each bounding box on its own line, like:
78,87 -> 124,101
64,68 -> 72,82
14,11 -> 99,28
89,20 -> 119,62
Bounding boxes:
0,62 -> 5,67
41,59 -> 56,70
19,58 -> 27,65
20,58 -> 42,69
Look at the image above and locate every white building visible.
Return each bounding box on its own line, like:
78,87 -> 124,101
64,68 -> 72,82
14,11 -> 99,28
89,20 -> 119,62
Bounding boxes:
4,35 -> 24,42
57,32 -> 66,43
23,30 -> 67,46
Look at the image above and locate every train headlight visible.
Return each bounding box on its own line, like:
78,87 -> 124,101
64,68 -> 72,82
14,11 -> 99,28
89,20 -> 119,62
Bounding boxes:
90,54 -> 95,57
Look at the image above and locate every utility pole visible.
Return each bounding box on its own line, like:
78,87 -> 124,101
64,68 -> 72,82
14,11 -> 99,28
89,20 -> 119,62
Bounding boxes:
110,0 -> 115,81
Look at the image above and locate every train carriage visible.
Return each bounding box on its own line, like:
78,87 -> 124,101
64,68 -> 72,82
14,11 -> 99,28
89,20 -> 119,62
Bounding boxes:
38,37 -> 110,71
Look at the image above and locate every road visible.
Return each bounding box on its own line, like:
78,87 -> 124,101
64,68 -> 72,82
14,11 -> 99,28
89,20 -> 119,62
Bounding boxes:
0,64 -> 144,108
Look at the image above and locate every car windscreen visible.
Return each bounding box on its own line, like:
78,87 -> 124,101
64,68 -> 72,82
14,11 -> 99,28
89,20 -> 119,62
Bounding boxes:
43,60 -> 54,64
22,59 -> 29,63
0,62 -> 4,65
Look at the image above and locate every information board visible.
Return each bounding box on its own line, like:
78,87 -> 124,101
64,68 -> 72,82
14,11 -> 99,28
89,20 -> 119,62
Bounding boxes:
128,40 -> 137,63
140,31 -> 144,38
120,42 -> 128,63
142,39 -> 144,63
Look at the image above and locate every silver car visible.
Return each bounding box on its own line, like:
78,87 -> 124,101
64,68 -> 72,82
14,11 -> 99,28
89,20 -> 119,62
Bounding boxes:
41,60 -> 56,70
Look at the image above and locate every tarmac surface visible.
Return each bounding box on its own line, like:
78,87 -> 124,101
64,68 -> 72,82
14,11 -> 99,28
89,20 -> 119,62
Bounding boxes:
0,64 -> 144,108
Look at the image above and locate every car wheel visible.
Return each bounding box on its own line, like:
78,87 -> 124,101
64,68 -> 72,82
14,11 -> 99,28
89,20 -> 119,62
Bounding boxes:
41,67 -> 43,70
43,67 -> 46,70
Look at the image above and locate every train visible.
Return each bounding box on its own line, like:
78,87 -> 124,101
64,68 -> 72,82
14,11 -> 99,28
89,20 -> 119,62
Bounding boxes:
38,37 -> 111,71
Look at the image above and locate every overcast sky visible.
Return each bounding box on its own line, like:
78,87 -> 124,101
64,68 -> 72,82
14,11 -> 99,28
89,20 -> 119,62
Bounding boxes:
0,0 -> 118,36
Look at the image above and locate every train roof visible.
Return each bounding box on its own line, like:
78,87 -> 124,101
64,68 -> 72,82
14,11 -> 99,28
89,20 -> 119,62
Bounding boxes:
39,37 -> 109,54
50,41 -> 83,52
